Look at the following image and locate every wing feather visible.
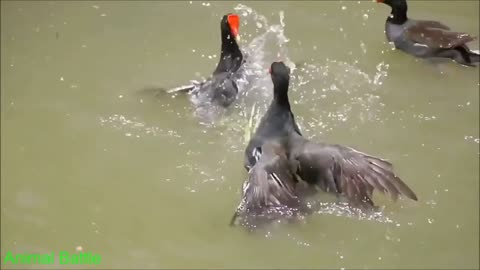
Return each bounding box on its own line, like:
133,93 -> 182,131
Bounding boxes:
405,23 -> 476,49
291,139 -> 417,206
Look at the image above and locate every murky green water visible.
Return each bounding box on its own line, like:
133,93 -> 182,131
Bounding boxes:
1,1 -> 479,269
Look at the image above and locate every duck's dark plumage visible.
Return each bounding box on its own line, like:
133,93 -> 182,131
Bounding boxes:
169,13 -> 244,108
244,62 -> 302,171
230,142 -> 305,226
377,0 -> 479,66
232,62 -> 417,225
288,133 -> 417,207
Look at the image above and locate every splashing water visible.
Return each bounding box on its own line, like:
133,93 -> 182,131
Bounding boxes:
226,5 -> 297,140
162,4 -> 298,127
314,202 -> 394,224
99,5 -> 399,229
289,59 -> 390,138
235,4 -> 296,96
98,114 -> 181,139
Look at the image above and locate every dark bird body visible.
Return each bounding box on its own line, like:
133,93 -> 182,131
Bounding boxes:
231,62 -> 418,226
377,0 -> 479,66
168,14 -> 244,108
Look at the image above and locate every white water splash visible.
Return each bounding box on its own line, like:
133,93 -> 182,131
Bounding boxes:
289,59 -> 389,137
234,4 -> 295,99
208,4 -> 298,144
98,114 -> 181,139
175,5 -> 296,127
315,202 -> 394,224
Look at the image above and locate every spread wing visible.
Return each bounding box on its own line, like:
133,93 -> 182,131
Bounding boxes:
405,21 -> 476,49
292,139 -> 417,207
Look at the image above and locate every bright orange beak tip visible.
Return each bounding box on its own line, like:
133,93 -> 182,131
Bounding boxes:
227,14 -> 240,38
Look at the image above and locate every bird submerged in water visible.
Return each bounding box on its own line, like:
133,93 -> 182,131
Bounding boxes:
167,13 -> 244,108
231,62 -> 418,227
377,0 -> 479,66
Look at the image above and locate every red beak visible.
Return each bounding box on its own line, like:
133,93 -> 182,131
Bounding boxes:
227,14 -> 240,38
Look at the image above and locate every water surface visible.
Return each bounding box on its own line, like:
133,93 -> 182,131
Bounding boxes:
1,1 -> 479,269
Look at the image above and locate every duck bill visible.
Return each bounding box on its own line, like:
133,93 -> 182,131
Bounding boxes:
227,14 -> 240,42
231,29 -> 240,42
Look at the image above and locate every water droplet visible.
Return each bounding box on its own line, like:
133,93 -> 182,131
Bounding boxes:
363,13 -> 369,20
360,41 -> 367,54
341,6 -> 347,10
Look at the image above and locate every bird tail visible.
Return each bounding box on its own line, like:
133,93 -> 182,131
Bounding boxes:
469,49 -> 480,63
136,82 -> 196,98
165,84 -> 196,94
229,204 -> 242,226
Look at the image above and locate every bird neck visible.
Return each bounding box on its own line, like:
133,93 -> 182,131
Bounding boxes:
273,83 -> 291,109
214,34 -> 242,74
387,4 -> 408,25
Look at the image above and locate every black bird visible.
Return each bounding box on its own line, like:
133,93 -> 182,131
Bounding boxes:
377,0 -> 479,66
168,13 -> 244,107
232,62 -> 417,225
244,64 -> 302,171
